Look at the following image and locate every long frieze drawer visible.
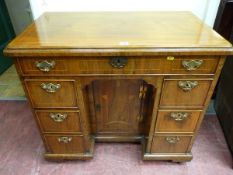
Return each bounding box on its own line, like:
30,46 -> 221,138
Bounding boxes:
160,79 -> 212,108
44,134 -> 85,154
24,79 -> 78,108
35,110 -> 82,133
151,135 -> 192,153
17,56 -> 219,75
154,110 -> 202,133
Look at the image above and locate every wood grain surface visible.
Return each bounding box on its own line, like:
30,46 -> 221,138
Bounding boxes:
4,12 -> 233,56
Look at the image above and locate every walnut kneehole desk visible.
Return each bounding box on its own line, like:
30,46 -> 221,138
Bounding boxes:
4,12 -> 233,162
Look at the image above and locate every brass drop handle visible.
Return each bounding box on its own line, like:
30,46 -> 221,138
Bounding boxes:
35,60 -> 55,72
57,136 -> 72,143
50,113 -> 67,122
182,60 -> 203,71
40,83 -> 61,93
170,112 -> 189,121
110,57 -> 128,68
166,136 -> 180,144
178,81 -> 198,92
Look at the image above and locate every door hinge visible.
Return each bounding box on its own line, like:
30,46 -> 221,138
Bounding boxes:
139,84 -> 148,99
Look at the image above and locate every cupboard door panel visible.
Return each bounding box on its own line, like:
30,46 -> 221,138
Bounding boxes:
92,79 -> 144,134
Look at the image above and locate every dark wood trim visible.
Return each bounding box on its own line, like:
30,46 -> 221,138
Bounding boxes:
214,0 -> 233,162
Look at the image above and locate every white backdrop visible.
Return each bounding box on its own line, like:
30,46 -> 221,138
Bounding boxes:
29,0 -> 220,27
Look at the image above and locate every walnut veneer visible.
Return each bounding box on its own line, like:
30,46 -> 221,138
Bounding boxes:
4,12 -> 233,162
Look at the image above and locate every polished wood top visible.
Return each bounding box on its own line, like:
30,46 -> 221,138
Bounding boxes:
5,12 -> 233,56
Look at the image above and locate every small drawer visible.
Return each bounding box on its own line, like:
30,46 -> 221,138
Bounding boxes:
160,79 -> 212,108
17,57 -> 162,75
155,110 -> 202,133
44,134 -> 85,154
36,110 -> 82,133
17,56 -> 219,75
151,135 -> 192,153
24,79 -> 77,108
169,57 -> 219,74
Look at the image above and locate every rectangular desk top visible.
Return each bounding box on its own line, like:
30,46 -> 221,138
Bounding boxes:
4,12 -> 233,56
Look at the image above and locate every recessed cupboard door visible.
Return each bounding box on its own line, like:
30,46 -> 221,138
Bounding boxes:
92,79 -> 153,135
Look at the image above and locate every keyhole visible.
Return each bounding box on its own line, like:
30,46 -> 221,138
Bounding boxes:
185,83 -> 190,88
95,104 -> 101,112
110,57 -> 127,68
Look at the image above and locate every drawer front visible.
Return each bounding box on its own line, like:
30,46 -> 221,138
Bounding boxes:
160,79 -> 212,108
25,79 -> 77,108
151,135 -> 192,153
18,56 -> 219,75
168,57 -> 219,74
44,135 -> 85,154
155,110 -> 201,133
36,110 -> 82,133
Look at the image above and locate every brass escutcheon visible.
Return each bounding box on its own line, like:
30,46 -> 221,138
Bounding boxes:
178,81 -> 198,91
182,60 -> 203,71
110,57 -> 128,68
170,112 -> 189,121
57,136 -> 72,143
40,83 -> 61,93
50,113 -> 67,122
35,60 -> 55,72
166,136 -> 180,144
